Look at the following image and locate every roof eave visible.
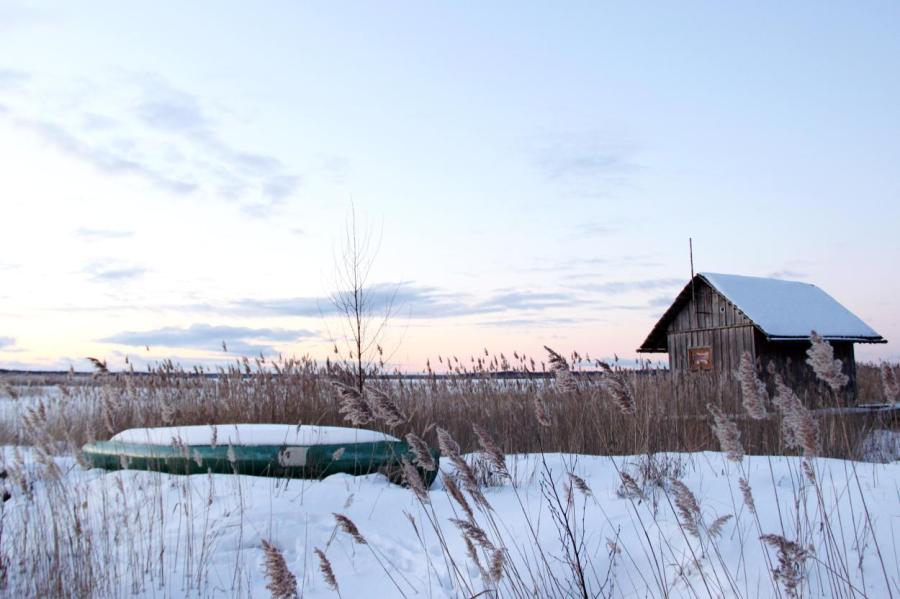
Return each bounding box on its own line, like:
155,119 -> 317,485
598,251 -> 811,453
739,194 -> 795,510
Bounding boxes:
636,278 -> 700,352
765,335 -> 887,344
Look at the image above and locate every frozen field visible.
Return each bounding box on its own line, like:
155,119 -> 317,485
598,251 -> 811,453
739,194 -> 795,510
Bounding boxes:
2,447 -> 898,598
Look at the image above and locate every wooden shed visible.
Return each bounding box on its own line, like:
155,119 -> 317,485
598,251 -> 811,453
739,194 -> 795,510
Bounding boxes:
637,273 -> 886,395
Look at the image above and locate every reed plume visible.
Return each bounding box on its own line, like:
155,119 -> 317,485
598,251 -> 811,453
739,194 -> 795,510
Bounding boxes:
463,536 -> 486,579
333,513 -> 367,545
450,518 -> 494,550
365,385 -> 406,426
670,479 -> 701,538
0,379 -> 17,399
472,424 -> 508,476
708,514 -> 733,539
736,351 -> 768,419
773,376 -> 819,458
314,547 -> 339,592
598,361 -> 636,415
436,427 -> 460,457
332,381 -> 374,425
617,472 -> 646,501
801,459 -> 817,483
450,454 -> 489,507
760,534 -> 811,599
806,331 -> 849,393
488,548 -> 506,582
86,356 -> 108,375
707,403 -> 744,462
544,346 -> 578,393
881,362 -> 899,402
738,477 -> 756,515
260,539 -> 299,599
533,394 -> 552,427
442,472 -> 475,520
568,472 -> 592,497
434,427 -> 488,504
405,433 -> 436,471
160,397 -> 176,426
401,458 -> 429,502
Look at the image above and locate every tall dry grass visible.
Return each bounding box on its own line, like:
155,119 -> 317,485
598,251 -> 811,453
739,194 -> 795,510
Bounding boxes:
382,341 -> 898,599
1,351 -> 894,461
1,345 -> 897,598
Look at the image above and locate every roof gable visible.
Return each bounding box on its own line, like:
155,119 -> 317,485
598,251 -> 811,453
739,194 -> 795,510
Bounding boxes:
638,273 -> 885,352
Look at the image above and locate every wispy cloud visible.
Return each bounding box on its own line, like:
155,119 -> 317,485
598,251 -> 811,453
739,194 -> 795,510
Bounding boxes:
101,323 -> 318,355
0,337 -> 15,350
568,277 -> 683,295
136,83 -> 209,133
0,68 -> 29,91
530,132 -> 637,196
223,283 -> 594,320
572,221 -> 621,238
648,294 -> 675,308
518,254 -> 663,275
84,260 -> 147,282
474,289 -> 579,313
14,117 -> 198,194
133,76 -> 303,215
222,296 -> 327,318
2,73 -> 305,217
42,278 -> 654,323
476,316 -> 592,328
81,112 -> 117,131
74,227 -> 134,241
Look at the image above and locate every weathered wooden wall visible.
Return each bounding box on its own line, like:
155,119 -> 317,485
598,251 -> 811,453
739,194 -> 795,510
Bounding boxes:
755,335 -> 858,402
663,280 -> 859,402
665,281 -> 756,376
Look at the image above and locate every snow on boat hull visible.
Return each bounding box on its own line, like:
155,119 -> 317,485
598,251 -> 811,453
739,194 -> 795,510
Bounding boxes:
82,438 -> 439,487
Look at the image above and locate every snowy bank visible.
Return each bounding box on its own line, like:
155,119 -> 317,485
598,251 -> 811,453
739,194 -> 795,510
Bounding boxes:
1,449 -> 897,598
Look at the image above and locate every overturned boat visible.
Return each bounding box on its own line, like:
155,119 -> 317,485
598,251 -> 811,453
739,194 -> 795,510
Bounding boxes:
81,424 -> 439,486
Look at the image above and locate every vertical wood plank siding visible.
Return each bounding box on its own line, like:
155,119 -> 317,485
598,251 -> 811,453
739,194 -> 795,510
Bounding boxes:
650,277 -> 866,403
663,279 -> 860,400
666,280 -> 755,378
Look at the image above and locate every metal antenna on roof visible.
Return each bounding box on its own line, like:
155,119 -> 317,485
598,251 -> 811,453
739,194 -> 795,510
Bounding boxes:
690,238 -> 698,327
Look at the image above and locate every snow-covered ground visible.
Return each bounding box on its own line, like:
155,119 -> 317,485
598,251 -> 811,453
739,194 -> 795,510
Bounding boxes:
0,384 -> 64,425
2,448 -> 898,598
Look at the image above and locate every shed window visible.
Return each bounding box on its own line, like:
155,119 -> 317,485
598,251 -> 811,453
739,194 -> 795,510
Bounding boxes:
689,347 -> 713,371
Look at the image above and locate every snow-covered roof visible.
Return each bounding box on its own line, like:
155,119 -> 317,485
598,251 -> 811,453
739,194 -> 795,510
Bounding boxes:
638,272 -> 885,352
700,272 -> 882,340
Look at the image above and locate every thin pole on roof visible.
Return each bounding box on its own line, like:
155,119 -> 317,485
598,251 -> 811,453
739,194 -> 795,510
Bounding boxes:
689,238 -> 697,328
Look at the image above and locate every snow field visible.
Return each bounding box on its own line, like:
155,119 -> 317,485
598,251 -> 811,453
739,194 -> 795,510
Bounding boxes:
1,448 -> 898,598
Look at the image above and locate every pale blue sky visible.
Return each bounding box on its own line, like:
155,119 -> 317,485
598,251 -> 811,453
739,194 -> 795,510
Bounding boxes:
1,1 -> 898,369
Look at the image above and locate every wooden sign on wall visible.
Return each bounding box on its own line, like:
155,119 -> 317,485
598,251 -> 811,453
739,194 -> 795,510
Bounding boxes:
689,346 -> 713,371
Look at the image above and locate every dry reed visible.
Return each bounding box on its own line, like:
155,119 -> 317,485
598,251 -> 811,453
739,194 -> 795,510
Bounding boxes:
736,351 -> 768,419
806,331 -> 849,393
314,547 -> 339,593
260,540 -> 299,599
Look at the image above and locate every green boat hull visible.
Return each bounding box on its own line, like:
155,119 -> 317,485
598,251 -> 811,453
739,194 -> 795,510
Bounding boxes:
81,440 -> 439,487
